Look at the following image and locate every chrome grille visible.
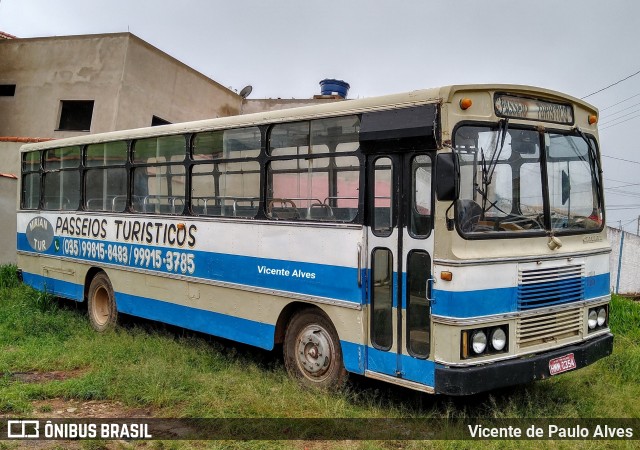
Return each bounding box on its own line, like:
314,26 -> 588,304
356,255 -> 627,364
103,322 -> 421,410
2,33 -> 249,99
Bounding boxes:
517,307 -> 582,348
517,264 -> 585,310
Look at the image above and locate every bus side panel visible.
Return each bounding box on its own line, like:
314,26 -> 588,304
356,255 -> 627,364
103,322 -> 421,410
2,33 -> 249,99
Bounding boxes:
17,243 -> 84,301
18,253 -> 370,371
21,271 -> 83,301
17,212 -> 369,373
340,341 -> 366,375
115,289 -> 277,350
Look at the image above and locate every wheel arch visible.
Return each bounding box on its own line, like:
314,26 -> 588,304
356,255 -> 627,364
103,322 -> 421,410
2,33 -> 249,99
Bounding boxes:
274,301 -> 335,345
83,266 -> 106,302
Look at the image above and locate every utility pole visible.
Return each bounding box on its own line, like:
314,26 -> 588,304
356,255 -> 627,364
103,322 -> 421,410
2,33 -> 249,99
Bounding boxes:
637,215 -> 640,235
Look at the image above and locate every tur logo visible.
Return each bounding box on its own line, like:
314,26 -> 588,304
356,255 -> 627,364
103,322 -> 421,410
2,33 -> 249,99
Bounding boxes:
26,217 -> 54,253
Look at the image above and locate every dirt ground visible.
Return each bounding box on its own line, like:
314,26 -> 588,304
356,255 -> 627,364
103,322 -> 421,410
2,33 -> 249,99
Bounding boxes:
2,370 -> 155,449
3,370 -> 318,449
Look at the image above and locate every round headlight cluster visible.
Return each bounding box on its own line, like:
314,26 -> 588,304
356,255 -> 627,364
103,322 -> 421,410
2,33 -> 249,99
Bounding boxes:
588,306 -> 608,331
466,326 -> 508,357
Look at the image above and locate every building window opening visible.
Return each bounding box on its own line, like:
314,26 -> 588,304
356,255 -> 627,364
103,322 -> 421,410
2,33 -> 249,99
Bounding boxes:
58,100 -> 94,131
0,85 -> 16,96
152,116 -> 171,126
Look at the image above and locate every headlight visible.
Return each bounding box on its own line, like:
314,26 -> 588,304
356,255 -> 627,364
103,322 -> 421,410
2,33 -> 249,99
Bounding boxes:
597,307 -> 607,327
471,330 -> 487,354
588,306 -> 608,332
490,327 -> 507,352
588,309 -> 598,330
462,325 -> 509,359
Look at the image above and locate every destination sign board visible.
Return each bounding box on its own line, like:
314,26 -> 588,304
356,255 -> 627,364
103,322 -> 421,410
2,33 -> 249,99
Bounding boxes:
494,94 -> 574,124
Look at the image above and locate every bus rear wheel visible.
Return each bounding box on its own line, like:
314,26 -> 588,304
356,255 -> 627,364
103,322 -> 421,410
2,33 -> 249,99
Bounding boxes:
87,272 -> 118,332
284,309 -> 347,390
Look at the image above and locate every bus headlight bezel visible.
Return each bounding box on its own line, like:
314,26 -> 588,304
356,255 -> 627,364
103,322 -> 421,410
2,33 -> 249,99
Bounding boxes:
587,309 -> 598,330
471,330 -> 487,354
588,305 -> 608,332
462,325 -> 509,359
490,327 -> 507,352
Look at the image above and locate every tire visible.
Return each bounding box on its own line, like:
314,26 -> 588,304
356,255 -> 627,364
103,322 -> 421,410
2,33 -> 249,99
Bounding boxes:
284,309 -> 347,390
87,272 -> 118,332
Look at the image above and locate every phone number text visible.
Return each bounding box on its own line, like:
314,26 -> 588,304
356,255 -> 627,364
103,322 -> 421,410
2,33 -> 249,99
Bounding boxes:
62,238 -> 195,274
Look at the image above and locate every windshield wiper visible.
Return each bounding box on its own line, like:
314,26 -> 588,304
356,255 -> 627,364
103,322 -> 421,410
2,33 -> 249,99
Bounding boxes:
573,127 -> 603,203
478,119 -> 509,213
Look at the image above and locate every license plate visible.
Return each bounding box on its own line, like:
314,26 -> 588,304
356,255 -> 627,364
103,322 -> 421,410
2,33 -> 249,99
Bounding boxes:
549,353 -> 577,376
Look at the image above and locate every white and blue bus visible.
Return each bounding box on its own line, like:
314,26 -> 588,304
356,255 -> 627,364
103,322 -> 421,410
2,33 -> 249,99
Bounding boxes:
17,84 -> 612,395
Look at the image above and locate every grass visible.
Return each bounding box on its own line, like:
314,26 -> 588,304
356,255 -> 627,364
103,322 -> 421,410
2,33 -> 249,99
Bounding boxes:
0,265 -> 638,449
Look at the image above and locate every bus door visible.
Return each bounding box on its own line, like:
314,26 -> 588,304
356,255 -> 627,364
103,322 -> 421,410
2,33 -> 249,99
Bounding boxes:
366,152 -> 434,383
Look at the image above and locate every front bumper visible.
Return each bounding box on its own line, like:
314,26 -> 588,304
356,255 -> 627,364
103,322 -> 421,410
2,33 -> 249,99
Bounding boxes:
434,333 -> 614,395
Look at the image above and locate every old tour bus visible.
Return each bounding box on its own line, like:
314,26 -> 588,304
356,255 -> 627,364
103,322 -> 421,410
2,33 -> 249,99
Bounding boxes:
17,84 -> 612,395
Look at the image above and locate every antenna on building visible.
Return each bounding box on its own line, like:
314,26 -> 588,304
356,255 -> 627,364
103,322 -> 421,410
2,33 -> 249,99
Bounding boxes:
239,85 -> 253,99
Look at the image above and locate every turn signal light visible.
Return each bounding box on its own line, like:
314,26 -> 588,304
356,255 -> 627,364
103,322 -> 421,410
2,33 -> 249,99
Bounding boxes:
459,98 -> 473,110
588,114 -> 598,125
440,271 -> 453,281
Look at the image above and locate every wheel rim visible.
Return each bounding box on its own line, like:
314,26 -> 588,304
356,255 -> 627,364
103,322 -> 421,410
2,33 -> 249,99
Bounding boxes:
91,286 -> 110,326
295,324 -> 335,380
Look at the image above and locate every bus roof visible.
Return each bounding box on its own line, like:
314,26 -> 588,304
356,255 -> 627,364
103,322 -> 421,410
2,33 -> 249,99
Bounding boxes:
19,84 -> 596,153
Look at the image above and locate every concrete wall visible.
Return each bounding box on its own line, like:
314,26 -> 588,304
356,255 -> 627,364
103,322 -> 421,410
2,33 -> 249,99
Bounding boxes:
0,175 -> 17,264
115,35 -> 242,128
242,98 -> 341,114
0,141 -> 27,264
0,141 -> 23,175
608,227 -> 640,295
0,34 -> 128,138
0,33 -> 243,139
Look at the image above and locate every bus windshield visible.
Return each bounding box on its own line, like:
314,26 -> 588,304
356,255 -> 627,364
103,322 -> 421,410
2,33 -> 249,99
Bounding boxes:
454,124 -> 603,236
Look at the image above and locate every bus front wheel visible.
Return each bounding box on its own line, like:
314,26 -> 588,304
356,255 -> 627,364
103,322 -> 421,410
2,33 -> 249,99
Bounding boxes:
284,309 -> 347,389
87,273 -> 118,332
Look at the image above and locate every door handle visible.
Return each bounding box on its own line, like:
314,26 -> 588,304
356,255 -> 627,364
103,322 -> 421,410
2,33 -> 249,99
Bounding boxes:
426,277 -> 436,305
357,243 -> 362,287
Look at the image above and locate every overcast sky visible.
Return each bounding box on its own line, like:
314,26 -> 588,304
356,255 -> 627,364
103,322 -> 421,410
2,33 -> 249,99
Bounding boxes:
1,0 -> 640,231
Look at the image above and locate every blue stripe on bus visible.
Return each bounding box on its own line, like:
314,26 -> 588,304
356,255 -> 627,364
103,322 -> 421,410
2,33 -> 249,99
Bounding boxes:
367,346 -> 435,386
432,286 -> 515,317
18,234 -> 610,317
22,271 -> 84,301
115,291 -> 276,350
17,233 -> 363,304
341,341 -> 366,375
585,273 -> 610,299
432,272 -> 610,318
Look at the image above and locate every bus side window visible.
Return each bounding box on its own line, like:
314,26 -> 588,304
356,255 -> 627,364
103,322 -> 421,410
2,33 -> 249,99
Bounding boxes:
132,135 -> 186,215
43,146 -> 81,211
410,155 -> 432,237
371,247 -> 393,350
191,161 -> 260,218
407,251 -> 431,358
85,141 -> 128,212
373,158 -> 393,235
22,151 -> 41,210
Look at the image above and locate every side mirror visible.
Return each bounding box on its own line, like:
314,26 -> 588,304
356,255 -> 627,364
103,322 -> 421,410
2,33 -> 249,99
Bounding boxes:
436,153 -> 458,202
